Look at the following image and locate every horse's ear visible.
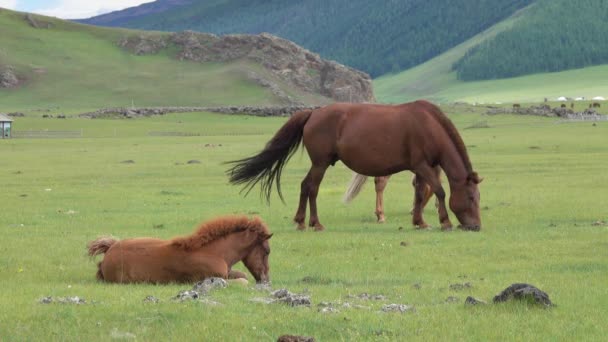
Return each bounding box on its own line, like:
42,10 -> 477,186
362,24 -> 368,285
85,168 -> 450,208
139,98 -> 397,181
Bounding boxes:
468,172 -> 483,184
264,233 -> 273,240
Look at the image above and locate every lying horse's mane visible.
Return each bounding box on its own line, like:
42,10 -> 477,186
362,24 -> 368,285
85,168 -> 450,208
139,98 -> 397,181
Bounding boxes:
416,100 -> 477,178
171,215 -> 269,250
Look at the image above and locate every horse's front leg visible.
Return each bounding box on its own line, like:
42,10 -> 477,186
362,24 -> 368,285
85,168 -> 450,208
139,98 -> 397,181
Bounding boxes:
410,166 -> 440,214
374,176 -> 390,223
414,165 -> 452,230
307,165 -> 328,231
293,171 -> 311,230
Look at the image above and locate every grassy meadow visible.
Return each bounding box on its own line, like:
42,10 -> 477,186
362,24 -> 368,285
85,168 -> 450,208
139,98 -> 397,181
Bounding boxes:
1,108 -> 607,341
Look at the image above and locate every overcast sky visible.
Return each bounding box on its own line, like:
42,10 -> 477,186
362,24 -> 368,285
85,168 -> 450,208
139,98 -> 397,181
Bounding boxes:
0,0 -> 153,19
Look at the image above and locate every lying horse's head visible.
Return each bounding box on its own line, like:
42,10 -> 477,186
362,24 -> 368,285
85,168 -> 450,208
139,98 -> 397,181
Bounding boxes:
450,172 -> 482,231
242,233 -> 272,283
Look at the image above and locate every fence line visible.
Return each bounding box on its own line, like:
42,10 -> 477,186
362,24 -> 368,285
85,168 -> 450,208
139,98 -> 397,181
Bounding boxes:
558,114 -> 608,123
147,131 -> 266,137
12,130 -> 83,138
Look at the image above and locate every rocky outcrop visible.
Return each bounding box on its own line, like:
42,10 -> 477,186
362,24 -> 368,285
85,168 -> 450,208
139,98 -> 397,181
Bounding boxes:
0,66 -> 19,88
118,31 -> 375,103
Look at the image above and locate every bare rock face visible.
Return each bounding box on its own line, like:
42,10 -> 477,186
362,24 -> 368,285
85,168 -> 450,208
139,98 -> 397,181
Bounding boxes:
0,66 -> 19,88
119,31 -> 375,104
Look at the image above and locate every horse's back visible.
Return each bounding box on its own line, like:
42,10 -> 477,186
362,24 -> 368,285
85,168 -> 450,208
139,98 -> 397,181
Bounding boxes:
303,102 -> 439,176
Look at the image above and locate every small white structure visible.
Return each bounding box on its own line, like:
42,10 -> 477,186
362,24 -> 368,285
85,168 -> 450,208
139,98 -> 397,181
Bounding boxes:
0,113 -> 13,139
556,96 -> 568,101
592,96 -> 605,101
574,97 -> 585,101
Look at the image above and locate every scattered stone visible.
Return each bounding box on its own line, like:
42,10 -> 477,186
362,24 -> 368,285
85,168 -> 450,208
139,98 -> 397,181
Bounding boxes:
449,282 -> 472,291
255,282 -> 273,292
186,160 -> 201,164
400,241 -> 408,247
493,283 -> 553,307
464,296 -> 487,305
193,277 -> 228,294
381,304 -> 415,313
39,296 -> 53,304
173,290 -> 199,302
19,194 -> 28,197
277,335 -> 316,342
143,295 -> 159,304
318,306 -> 340,314
39,296 -> 86,305
412,283 -> 422,290
110,328 -> 136,340
348,292 -> 386,301
592,220 -> 606,226
445,296 -> 460,303
271,289 -> 311,307
120,160 -> 135,164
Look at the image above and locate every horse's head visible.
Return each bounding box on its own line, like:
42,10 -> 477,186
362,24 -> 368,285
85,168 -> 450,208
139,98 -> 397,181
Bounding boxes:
242,233 -> 272,283
449,172 -> 482,231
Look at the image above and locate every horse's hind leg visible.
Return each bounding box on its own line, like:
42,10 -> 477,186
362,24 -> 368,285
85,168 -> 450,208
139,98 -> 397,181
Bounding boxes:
374,176 -> 390,223
307,164 -> 329,231
294,171 -> 312,230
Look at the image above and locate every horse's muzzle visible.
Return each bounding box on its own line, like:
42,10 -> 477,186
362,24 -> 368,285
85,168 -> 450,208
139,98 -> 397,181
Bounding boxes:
458,224 -> 481,232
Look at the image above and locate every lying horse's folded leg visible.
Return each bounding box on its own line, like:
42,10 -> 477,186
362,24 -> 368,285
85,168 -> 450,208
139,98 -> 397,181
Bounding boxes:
227,269 -> 248,280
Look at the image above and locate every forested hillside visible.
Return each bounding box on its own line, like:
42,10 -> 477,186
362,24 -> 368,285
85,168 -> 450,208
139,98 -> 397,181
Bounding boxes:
81,0 -> 534,77
454,0 -> 608,80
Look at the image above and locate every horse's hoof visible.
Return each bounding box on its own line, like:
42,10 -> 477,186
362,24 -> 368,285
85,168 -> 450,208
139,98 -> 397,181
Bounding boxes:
414,224 -> 429,230
377,218 -> 386,224
441,222 -> 453,231
295,223 -> 306,231
313,224 -> 325,232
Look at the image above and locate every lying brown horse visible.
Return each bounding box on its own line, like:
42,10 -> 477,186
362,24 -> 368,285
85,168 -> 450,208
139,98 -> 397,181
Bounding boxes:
87,215 -> 272,284
227,100 -> 482,231
344,166 -> 441,224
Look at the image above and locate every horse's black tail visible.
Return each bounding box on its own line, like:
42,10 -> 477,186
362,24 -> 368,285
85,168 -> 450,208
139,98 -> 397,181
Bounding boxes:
226,109 -> 314,202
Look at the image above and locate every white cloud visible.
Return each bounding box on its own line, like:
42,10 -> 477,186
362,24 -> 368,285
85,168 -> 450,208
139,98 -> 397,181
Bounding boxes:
0,0 -> 18,10
34,1 -> 153,19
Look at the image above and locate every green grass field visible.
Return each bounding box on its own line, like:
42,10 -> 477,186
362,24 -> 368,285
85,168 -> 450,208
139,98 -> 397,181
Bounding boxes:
2,109 -> 607,341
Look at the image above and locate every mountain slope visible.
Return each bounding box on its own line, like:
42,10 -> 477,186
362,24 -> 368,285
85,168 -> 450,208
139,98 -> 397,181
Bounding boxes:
80,0 -> 535,78
0,9 -> 371,111
454,0 -> 608,80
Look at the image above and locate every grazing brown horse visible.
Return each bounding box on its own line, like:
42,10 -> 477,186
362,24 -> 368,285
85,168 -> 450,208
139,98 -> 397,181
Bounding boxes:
227,100 -> 482,231
344,166 -> 441,224
87,215 -> 272,284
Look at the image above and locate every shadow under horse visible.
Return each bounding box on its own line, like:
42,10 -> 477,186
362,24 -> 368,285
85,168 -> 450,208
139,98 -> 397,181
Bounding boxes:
87,215 -> 272,284
227,100 -> 482,231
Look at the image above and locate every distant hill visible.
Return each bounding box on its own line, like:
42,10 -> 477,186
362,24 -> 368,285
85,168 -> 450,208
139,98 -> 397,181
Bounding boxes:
0,8 -> 372,111
81,0 -> 608,83
374,7 -> 608,105
79,0 -> 534,78
453,0 -> 608,80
